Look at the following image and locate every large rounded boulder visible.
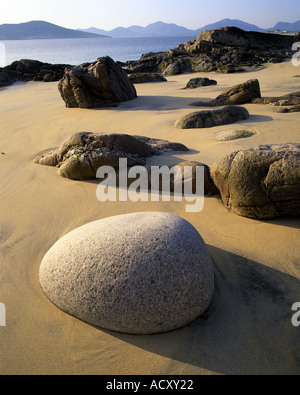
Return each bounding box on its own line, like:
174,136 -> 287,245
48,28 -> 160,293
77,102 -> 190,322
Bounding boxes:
210,143 -> 300,219
39,212 -> 215,335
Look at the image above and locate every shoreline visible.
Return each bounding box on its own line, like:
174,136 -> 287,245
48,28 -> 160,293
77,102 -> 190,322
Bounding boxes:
0,61 -> 299,375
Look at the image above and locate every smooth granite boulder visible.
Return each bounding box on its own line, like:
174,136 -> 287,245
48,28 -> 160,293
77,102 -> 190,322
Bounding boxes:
39,212 -> 215,335
210,143 -> 300,219
215,129 -> 256,141
174,106 -> 249,129
58,56 -> 137,108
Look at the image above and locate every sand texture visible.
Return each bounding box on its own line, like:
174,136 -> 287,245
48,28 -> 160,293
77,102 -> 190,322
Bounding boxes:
0,62 -> 299,375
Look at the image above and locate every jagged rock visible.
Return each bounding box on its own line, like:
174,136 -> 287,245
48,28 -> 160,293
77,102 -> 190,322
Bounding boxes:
163,58 -> 192,75
174,106 -> 249,129
195,26 -> 294,49
34,132 -> 189,180
210,143 -> 300,219
185,77 -> 217,89
128,73 -> 167,83
125,27 -> 295,75
191,79 -> 261,107
0,59 -> 71,87
58,56 -> 137,108
39,212 -> 215,335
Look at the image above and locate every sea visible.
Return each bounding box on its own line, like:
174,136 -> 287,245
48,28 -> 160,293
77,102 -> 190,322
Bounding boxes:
0,36 -> 196,67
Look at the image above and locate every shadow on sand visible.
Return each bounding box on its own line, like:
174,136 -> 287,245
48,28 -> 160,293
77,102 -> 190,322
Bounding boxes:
101,246 -> 300,375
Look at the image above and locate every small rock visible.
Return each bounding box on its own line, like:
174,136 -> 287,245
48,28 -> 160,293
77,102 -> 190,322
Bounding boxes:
215,129 -> 256,141
185,77 -> 217,89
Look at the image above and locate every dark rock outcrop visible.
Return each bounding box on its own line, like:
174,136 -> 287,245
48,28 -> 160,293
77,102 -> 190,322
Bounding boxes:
125,27 -> 295,75
185,77 -> 217,89
128,73 -> 167,84
34,132 -> 189,180
174,106 -> 249,129
210,143 -> 300,219
0,59 -> 71,87
58,56 -> 137,108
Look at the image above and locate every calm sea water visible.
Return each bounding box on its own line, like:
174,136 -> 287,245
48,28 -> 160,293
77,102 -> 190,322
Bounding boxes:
1,36 -> 196,66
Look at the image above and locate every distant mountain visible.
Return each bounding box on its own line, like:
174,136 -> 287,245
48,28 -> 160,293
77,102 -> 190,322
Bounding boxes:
0,20 -> 109,40
1,19 -> 298,41
271,21 -> 300,32
79,22 -> 195,38
79,19 -> 265,39
137,21 -> 195,37
194,19 -> 263,34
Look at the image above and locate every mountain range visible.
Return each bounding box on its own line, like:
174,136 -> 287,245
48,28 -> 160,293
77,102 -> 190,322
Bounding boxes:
79,19 -> 300,38
0,20 -> 108,40
0,19 -> 299,40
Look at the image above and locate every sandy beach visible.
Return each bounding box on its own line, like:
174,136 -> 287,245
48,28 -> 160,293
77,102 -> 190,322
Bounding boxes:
0,61 -> 300,375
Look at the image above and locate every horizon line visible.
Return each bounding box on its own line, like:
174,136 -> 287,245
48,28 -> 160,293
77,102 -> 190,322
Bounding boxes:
1,18 -> 299,32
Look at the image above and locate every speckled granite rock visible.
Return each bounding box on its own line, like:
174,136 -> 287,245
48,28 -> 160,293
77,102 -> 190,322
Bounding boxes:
39,212 -> 215,335
210,143 -> 300,219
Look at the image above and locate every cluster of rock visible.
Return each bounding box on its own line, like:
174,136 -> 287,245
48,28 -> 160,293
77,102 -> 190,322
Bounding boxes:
0,59 -> 71,87
252,91 -> 300,113
124,27 -> 295,75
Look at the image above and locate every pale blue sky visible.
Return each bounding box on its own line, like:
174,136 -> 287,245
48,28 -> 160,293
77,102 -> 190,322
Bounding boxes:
1,0 -> 299,30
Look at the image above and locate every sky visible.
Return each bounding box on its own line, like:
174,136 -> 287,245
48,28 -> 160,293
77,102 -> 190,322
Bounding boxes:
0,0 -> 299,30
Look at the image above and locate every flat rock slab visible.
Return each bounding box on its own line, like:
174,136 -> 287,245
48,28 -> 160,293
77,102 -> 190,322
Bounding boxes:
215,129 -> 256,141
174,106 -> 249,129
39,212 -> 215,335
210,143 -> 300,219
129,73 -> 167,84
